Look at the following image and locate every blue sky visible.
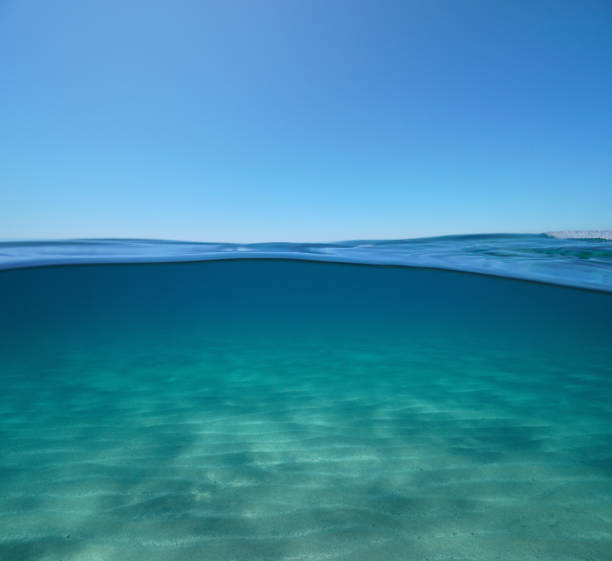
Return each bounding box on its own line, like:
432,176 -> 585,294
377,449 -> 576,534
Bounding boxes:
1,0 -> 611,242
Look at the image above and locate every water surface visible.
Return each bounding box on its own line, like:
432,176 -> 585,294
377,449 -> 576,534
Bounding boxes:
1,232 -> 611,291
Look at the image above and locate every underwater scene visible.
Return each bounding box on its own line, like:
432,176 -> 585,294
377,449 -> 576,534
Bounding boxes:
1,236 -> 612,561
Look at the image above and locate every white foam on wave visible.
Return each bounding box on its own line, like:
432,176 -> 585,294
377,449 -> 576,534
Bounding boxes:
547,230 -> 612,240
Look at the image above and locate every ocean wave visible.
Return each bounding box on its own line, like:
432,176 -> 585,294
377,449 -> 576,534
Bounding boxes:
1,233 -> 611,292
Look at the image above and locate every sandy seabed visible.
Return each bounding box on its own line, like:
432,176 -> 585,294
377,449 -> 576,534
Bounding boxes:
1,261 -> 611,561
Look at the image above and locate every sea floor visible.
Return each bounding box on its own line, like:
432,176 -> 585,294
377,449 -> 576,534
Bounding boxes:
1,261 -> 611,560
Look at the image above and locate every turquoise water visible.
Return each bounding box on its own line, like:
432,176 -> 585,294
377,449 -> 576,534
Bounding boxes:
1,259 -> 612,560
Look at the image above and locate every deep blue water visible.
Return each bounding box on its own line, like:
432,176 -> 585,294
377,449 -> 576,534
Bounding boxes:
1,238 -> 612,560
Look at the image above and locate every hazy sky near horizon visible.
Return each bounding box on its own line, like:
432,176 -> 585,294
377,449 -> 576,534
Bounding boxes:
1,0 -> 611,242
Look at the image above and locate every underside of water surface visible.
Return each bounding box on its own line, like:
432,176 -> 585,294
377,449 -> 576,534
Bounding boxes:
1,260 -> 611,561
